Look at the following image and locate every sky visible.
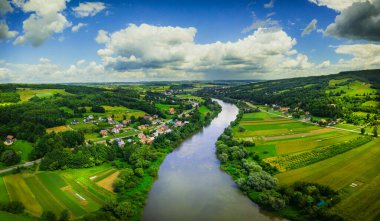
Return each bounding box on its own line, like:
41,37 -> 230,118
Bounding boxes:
0,0 -> 380,83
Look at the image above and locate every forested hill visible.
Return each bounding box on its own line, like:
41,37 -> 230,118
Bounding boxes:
201,69 -> 380,125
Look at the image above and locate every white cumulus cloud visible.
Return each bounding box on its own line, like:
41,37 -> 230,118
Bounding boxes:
0,22 -> 18,40
72,2 -> 106,17
302,19 -> 318,36
71,22 -> 87,32
13,0 -> 71,47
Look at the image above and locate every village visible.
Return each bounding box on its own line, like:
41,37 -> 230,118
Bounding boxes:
68,99 -> 199,148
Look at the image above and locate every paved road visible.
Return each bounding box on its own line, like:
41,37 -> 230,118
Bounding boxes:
0,159 -> 42,175
245,102 -> 372,135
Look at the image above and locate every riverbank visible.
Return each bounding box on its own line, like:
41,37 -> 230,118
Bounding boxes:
142,99 -> 282,221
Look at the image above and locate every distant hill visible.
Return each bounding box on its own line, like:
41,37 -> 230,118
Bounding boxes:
206,69 -> 380,125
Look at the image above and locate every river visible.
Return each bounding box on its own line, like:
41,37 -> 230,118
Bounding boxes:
142,99 -> 283,221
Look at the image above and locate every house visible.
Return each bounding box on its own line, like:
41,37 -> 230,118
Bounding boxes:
151,119 -> 162,125
100,130 -> 108,137
111,128 -> 120,134
138,133 -> 147,143
157,125 -> 170,134
184,121 -> 190,124
144,116 -> 151,120
83,118 -> 89,123
169,107 -> 175,115
122,120 -> 131,125
328,121 -> 337,126
153,115 -> 159,119
115,124 -> 124,129
107,117 -> 115,124
138,124 -> 149,130
71,119 -> 79,124
175,121 -> 183,127
115,138 -> 125,147
185,113 -> 191,118
5,135 -> 14,145
88,115 -> 94,119
280,107 -> 290,111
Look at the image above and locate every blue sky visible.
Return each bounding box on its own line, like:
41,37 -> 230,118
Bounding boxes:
0,0 -> 379,82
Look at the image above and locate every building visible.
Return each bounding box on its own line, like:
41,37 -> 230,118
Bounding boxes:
115,138 -> 125,147
71,119 -> 79,124
122,120 -> 131,125
111,128 -> 120,134
5,135 -> 14,145
100,130 -> 108,137
169,107 -> 175,115
175,121 -> 183,127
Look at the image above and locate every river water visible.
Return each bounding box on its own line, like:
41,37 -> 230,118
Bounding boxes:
142,99 -> 283,221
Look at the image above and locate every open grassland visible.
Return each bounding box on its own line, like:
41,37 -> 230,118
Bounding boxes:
3,174 -> 43,216
0,164 -> 116,219
17,88 -> 70,102
101,106 -> 146,121
11,141 -> 33,162
96,171 -> 120,193
46,125 -> 72,133
276,139 -> 380,221
176,94 -> 205,102
0,211 -> 36,221
0,177 -> 9,202
234,111 -> 379,220
326,80 -> 377,96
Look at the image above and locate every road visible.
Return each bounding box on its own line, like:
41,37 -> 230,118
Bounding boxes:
0,158 -> 42,175
245,101 -> 372,135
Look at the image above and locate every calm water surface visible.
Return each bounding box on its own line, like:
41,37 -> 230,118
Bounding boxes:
142,99 -> 284,221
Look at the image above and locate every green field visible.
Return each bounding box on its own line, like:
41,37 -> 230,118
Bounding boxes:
0,211 -> 36,221
233,111 -> 379,220
11,141 -> 34,161
17,88 -> 70,102
276,139 -> 380,221
0,164 -> 115,219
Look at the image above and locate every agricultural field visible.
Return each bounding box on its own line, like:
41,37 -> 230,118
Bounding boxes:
0,164 -> 116,219
326,80 -> 377,97
232,110 -> 379,220
17,88 -> 70,102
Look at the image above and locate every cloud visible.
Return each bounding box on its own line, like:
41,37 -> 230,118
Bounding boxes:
334,44 -> 380,69
0,67 -> 17,83
264,0 -> 275,8
0,22 -> 18,40
72,2 -> 106,17
13,0 -> 70,47
308,0 -> 370,11
95,29 -> 109,43
302,19 -> 318,36
95,23 -> 315,80
242,18 -> 280,33
0,0 -> 13,15
325,0 -> 380,41
71,22 -> 87,32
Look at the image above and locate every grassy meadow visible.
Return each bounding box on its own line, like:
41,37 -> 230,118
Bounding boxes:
0,164 -> 116,219
232,111 -> 379,220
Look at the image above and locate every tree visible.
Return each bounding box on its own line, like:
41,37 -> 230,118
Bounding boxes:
361,128 -> 365,135
373,126 -> 378,137
91,106 -> 105,113
58,210 -> 70,221
41,211 -> 57,221
258,190 -> 286,211
1,149 -> 21,166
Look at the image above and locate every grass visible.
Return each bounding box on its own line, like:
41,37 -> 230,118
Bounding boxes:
176,94 -> 205,102
233,110 -> 379,221
17,88 -> 69,102
0,211 -> 36,221
11,141 -> 33,161
198,106 -> 211,119
0,177 -> 9,202
276,139 -> 380,220
3,174 -> 43,216
36,172 -> 87,217
96,171 -> 120,193
46,125 -> 72,133
24,175 -> 65,215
